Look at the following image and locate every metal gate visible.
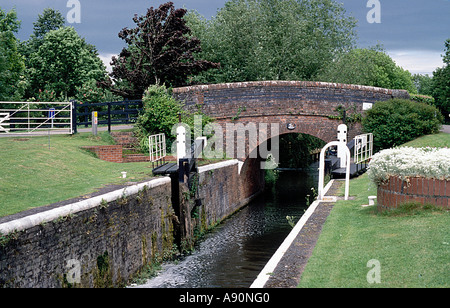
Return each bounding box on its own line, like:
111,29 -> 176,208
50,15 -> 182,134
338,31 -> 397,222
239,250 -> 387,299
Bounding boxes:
0,102 -> 73,135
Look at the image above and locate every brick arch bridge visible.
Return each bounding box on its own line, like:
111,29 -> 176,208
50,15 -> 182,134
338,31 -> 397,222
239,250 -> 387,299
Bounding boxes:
173,81 -> 410,210
174,80 -> 409,159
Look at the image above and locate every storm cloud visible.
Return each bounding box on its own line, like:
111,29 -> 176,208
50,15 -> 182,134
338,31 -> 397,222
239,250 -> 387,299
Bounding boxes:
2,0 -> 449,74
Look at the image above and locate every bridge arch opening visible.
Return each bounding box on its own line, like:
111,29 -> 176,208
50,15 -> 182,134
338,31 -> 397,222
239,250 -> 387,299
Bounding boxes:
242,132 -> 327,171
237,132 -> 327,203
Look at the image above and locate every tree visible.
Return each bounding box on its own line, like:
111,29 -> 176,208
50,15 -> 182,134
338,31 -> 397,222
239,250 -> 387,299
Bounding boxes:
28,27 -> 107,99
412,74 -> 434,96
317,47 -> 417,93
0,7 -> 25,101
103,2 -> 219,99
19,8 -> 66,99
186,0 -> 356,83
32,8 -> 65,39
432,39 -> 450,122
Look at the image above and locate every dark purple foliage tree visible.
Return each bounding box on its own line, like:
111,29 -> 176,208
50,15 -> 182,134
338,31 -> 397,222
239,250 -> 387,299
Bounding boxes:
101,2 -> 219,99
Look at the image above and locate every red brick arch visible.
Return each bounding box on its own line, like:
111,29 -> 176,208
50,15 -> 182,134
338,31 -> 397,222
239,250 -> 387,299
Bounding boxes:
174,81 -> 409,161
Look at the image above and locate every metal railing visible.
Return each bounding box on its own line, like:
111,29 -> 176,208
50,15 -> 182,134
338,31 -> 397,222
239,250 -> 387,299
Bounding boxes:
0,102 -> 73,135
73,100 -> 143,133
354,133 -> 374,164
149,133 -> 167,164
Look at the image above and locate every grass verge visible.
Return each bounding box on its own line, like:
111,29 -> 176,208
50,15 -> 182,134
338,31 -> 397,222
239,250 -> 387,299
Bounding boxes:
298,133 -> 450,288
402,132 -> 450,148
0,133 -> 154,217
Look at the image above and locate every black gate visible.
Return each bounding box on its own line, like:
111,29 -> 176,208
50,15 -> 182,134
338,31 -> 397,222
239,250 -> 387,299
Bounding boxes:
72,100 -> 143,133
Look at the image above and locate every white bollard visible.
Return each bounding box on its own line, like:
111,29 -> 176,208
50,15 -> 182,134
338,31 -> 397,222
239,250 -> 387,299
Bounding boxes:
176,125 -> 187,163
337,124 -> 348,168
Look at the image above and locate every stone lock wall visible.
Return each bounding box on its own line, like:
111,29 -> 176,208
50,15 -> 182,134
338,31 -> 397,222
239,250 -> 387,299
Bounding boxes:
0,178 -> 174,288
0,161 -> 264,288
194,160 -> 264,234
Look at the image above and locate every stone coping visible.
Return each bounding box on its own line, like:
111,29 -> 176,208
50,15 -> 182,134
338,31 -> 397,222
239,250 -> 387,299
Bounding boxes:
173,80 -> 410,97
0,177 -> 171,235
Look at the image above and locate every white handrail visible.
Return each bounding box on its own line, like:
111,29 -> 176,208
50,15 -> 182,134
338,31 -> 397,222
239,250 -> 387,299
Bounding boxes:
318,141 -> 350,201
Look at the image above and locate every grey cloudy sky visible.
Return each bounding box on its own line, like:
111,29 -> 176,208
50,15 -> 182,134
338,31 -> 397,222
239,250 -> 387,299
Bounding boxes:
2,0 -> 449,75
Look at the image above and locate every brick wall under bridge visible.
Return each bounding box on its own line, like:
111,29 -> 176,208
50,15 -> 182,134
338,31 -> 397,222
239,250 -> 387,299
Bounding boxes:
173,81 -> 410,164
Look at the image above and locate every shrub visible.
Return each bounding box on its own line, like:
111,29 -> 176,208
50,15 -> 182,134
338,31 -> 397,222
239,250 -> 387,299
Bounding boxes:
136,85 -> 182,137
135,85 -> 212,153
362,99 -> 443,151
368,147 -> 450,185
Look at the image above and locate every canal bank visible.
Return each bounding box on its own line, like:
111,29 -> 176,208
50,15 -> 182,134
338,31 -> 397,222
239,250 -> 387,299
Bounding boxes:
252,179 -> 343,288
0,159 -> 263,288
133,168 -> 319,288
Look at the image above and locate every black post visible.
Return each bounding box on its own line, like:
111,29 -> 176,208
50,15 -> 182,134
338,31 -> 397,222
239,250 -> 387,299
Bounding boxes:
108,102 -> 112,134
170,173 -> 182,249
84,106 -> 89,128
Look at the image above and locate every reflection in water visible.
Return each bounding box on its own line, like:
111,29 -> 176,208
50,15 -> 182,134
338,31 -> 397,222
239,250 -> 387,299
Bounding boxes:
136,169 -> 318,288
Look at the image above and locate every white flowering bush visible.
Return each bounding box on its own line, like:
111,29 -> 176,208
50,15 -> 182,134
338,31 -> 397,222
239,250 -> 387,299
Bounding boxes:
368,147 -> 450,185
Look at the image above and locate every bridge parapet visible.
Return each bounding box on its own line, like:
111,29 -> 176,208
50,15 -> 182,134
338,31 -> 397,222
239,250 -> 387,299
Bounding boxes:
173,81 -> 410,120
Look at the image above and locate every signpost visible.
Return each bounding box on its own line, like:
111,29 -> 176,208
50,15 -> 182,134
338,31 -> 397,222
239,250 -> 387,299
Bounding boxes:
48,108 -> 56,129
92,111 -> 98,136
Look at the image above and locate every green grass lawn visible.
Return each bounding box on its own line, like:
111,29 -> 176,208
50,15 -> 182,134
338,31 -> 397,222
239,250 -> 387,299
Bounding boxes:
298,133 -> 450,288
0,133 -> 154,217
402,132 -> 450,148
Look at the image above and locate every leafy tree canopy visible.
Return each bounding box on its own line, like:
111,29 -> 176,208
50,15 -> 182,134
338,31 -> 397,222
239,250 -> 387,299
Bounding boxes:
432,39 -> 450,121
186,0 -> 357,83
103,2 -> 219,99
28,26 -> 107,99
0,7 -> 20,33
33,8 -> 65,39
412,74 -> 434,96
0,7 -> 25,101
317,46 -> 417,93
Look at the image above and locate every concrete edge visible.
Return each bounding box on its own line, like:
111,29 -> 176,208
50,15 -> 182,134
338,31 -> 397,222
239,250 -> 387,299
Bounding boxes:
0,177 -> 171,235
198,159 -> 239,174
250,180 -> 336,289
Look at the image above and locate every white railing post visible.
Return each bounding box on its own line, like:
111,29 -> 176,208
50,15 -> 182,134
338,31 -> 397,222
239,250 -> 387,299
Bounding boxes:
318,141 -> 350,201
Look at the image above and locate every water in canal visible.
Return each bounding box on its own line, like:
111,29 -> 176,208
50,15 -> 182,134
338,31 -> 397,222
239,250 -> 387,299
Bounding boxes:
137,167 -> 318,288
